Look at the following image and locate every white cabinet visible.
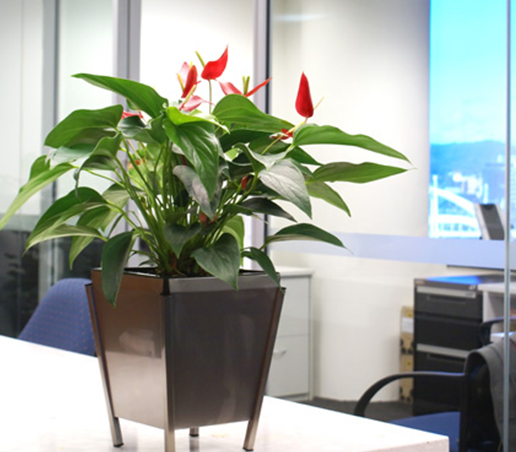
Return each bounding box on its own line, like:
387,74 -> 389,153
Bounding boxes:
267,267 -> 312,400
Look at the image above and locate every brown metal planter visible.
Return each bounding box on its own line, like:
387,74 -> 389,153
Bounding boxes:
86,268 -> 284,452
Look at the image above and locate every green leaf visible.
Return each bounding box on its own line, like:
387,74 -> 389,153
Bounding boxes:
75,134 -> 122,181
173,165 -> 216,218
26,224 -> 105,249
292,124 -> 410,163
289,147 -> 322,166
249,148 -> 288,170
242,247 -> 281,288
192,234 -> 241,290
0,156 -> 75,230
312,162 -> 407,184
213,94 -> 294,133
27,187 -> 107,248
166,106 -> 227,132
73,74 -> 168,118
69,184 -> 130,266
258,160 -> 312,218
45,105 -> 123,148
222,216 -> 245,250
238,198 -> 295,221
265,223 -> 344,248
50,143 -> 96,164
164,120 -> 220,198
163,223 -> 201,257
306,182 -> 351,216
101,231 -> 135,307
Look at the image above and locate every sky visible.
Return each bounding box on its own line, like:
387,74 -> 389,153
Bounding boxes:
430,0 -> 508,144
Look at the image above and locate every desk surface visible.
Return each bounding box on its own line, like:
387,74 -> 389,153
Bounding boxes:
0,336 -> 447,451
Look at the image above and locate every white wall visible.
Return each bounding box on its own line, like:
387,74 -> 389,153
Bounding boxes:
269,0 -> 440,400
140,0 -> 255,106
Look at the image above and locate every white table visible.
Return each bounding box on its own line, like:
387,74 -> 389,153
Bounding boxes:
0,336 -> 448,451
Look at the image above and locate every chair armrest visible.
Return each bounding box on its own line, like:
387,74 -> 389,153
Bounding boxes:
353,371 -> 466,417
479,316 -> 516,346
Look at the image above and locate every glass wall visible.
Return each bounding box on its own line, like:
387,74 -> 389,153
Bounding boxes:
269,1 -> 512,448
0,0 -> 45,336
0,0 -> 113,337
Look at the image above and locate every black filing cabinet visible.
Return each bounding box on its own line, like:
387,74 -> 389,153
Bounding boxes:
413,274 -> 504,414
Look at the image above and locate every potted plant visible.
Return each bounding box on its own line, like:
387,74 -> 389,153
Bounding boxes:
0,47 -> 409,451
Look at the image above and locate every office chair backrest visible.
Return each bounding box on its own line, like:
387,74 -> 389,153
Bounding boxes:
465,334 -> 516,451
19,278 -> 95,355
463,350 -> 500,451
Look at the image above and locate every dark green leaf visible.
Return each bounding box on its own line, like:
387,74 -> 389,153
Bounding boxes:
213,94 -> 294,133
292,124 -> 410,163
219,129 -> 270,151
239,198 -> 295,221
265,223 -> 344,248
289,147 -> 322,166
45,105 -> 123,148
312,162 -> 407,184
164,223 -> 201,257
73,74 -> 168,118
306,182 -> 351,216
165,120 -> 220,198
191,234 -> 241,289
0,156 -> 74,229
101,231 -> 135,306
173,165 -> 216,218
258,160 -> 312,217
242,247 -> 281,288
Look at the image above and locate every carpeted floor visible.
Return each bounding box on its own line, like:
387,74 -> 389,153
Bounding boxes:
301,397 -> 413,422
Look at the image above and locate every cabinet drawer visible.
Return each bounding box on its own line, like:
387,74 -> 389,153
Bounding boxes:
278,276 -> 310,336
415,313 -> 482,351
415,288 -> 482,319
266,336 -> 309,398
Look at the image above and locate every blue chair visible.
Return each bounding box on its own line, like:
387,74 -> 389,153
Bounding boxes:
19,278 -> 95,355
354,318 -> 516,452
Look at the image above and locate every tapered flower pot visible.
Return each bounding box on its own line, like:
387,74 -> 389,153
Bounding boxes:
86,268 -> 284,452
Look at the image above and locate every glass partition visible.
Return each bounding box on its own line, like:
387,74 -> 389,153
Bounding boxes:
269,1 -> 511,449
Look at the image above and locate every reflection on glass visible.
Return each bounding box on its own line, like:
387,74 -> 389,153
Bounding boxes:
429,0 -> 506,238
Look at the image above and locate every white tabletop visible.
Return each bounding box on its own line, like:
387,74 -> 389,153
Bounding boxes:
0,335 -> 447,451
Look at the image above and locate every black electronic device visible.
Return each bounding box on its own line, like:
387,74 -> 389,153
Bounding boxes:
474,203 -> 504,240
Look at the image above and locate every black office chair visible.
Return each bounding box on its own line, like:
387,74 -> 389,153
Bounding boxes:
354,318 -> 516,452
18,278 -> 95,355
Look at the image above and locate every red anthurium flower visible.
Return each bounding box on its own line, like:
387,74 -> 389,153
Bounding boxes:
295,72 -> 314,119
219,81 -> 242,96
201,46 -> 228,80
177,62 -> 190,88
179,95 -> 205,112
246,77 -> 272,97
181,65 -> 199,98
122,111 -> 143,119
241,176 -> 249,190
219,77 -> 272,97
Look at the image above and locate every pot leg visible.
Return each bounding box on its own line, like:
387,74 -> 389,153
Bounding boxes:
243,288 -> 284,451
110,417 -> 123,447
86,284 -> 124,447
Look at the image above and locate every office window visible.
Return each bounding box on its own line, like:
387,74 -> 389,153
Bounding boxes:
428,0 -> 506,238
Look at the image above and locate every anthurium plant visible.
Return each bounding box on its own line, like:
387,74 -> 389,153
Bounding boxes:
0,47 -> 410,306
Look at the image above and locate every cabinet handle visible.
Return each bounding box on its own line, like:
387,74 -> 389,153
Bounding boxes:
273,349 -> 287,357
